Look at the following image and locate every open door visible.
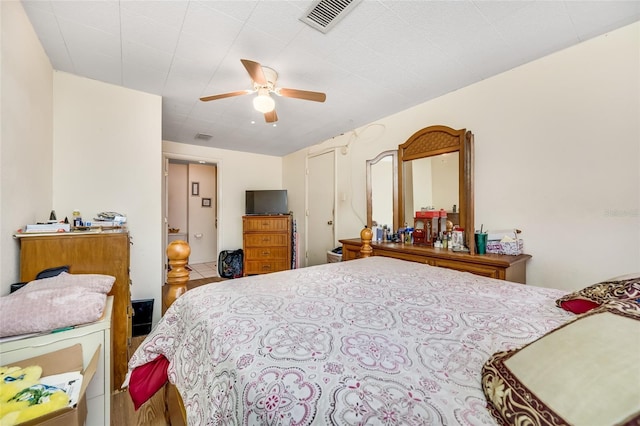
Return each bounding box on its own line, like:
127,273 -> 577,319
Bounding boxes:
163,155 -> 219,279
306,150 -> 336,266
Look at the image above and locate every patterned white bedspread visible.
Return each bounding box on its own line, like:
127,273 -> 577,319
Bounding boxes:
129,256 -> 572,425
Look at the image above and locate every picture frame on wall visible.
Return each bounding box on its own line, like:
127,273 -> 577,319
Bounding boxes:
202,198 -> 211,207
191,182 -> 199,196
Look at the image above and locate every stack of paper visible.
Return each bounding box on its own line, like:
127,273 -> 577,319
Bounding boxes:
24,223 -> 70,233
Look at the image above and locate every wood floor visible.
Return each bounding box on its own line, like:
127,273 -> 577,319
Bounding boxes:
111,277 -> 226,425
111,335 -> 169,426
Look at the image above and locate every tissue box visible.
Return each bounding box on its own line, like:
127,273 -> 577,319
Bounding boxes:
500,239 -> 524,255
486,229 -> 524,255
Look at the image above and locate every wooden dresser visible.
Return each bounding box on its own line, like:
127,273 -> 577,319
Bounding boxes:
17,231 -> 132,390
243,215 -> 292,275
340,238 -> 531,284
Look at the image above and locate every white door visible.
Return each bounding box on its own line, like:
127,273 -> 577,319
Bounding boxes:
306,150 -> 336,266
187,163 -> 218,264
164,158 -> 218,272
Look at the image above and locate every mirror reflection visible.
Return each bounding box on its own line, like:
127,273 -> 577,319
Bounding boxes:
366,150 -> 398,230
402,152 -> 459,226
371,156 -> 394,227
397,125 -> 474,252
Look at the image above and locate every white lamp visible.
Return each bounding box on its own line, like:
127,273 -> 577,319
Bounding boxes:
253,89 -> 275,113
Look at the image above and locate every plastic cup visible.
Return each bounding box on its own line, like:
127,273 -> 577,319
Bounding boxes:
475,233 -> 488,255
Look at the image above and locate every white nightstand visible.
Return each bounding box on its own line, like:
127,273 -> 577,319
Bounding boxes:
0,296 -> 113,426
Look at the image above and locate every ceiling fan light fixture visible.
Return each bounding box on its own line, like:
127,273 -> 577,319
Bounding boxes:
253,93 -> 275,113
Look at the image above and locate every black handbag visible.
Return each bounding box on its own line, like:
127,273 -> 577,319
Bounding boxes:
217,249 -> 243,278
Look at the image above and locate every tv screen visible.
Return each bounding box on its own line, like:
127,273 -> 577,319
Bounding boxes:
246,190 -> 288,215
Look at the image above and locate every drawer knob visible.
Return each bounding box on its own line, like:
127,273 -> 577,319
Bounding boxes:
262,238 -> 271,242
262,265 -> 271,270
261,251 -> 270,256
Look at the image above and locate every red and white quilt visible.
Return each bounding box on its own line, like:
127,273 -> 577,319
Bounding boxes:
128,256 -> 571,425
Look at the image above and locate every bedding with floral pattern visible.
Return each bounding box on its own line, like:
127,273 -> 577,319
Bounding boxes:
127,256 -> 572,425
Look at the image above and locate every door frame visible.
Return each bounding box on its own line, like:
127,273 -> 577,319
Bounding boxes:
162,152 -> 222,281
304,148 -> 338,267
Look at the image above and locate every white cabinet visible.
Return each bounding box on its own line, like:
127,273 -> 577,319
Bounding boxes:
0,297 -> 113,426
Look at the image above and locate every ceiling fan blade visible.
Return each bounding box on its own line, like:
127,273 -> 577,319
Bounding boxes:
278,88 -> 326,103
241,59 -> 266,85
264,109 -> 278,123
200,90 -> 251,102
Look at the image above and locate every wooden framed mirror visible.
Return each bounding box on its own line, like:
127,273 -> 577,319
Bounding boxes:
366,150 -> 398,230
398,125 -> 475,253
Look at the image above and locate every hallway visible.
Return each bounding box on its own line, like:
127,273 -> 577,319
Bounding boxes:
187,261 -> 218,280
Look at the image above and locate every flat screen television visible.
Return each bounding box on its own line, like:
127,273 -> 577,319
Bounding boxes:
245,190 -> 288,215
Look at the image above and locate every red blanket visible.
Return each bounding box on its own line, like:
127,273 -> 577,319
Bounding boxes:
128,355 -> 169,410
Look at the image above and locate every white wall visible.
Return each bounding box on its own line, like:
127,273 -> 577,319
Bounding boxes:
284,22 -> 640,291
168,163 -> 188,233
52,71 -> 163,322
0,1 -> 53,294
3,1 -> 637,300
163,141 -> 283,252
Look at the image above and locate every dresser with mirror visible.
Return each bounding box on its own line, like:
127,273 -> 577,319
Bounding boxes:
341,124 -> 531,284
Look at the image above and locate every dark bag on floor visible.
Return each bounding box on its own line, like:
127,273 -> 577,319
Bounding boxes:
218,249 -> 244,278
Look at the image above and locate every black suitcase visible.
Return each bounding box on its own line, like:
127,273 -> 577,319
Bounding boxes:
218,249 -> 244,278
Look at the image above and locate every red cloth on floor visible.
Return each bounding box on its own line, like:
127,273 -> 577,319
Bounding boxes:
128,355 -> 169,410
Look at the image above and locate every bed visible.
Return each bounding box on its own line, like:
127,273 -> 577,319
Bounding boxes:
127,253 -> 578,425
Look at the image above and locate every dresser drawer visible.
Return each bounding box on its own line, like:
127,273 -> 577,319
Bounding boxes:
433,259 -> 502,279
243,217 -> 290,232
245,260 -> 289,275
245,247 -> 288,260
373,248 -> 432,264
244,233 -> 289,247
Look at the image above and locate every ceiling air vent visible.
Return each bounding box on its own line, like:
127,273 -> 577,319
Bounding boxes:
300,0 -> 362,34
195,133 -> 212,141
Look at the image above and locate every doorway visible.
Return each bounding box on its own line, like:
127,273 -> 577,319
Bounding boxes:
164,156 -> 219,281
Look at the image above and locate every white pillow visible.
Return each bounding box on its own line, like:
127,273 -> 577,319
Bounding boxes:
482,300 -> 640,425
0,272 -> 115,337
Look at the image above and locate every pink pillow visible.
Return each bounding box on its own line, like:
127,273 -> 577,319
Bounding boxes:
0,272 -> 114,337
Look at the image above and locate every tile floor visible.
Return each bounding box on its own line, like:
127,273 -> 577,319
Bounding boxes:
187,262 -> 218,280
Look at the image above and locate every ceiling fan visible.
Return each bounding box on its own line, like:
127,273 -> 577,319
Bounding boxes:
200,59 -> 326,123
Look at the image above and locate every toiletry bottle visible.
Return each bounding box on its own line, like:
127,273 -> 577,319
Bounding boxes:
431,211 -> 439,245
72,210 -> 82,227
439,209 -> 447,237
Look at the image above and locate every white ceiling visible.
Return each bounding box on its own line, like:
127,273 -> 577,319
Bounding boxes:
21,0 -> 640,156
